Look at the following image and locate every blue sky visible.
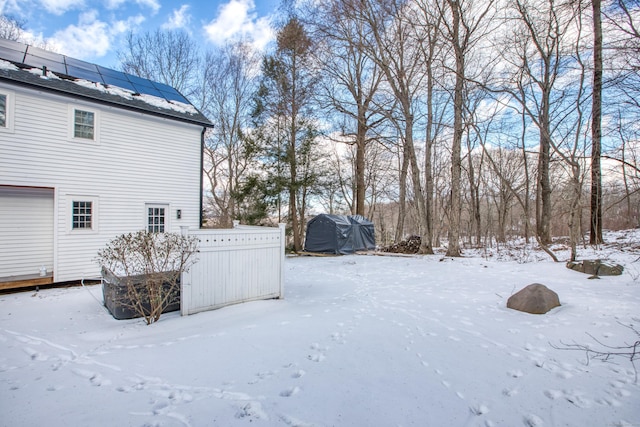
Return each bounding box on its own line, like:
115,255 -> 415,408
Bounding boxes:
0,0 -> 279,67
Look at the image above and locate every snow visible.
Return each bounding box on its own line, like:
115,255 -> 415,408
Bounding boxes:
1,231 -> 639,427
0,59 -> 18,71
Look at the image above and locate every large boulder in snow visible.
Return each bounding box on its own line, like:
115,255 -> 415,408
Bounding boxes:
507,283 -> 560,315
566,260 -> 623,276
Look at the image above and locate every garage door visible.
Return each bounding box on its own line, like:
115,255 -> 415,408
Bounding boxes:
0,186 -> 54,279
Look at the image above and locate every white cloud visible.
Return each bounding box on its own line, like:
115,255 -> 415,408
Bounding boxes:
105,0 -> 160,14
162,4 -> 191,30
38,0 -> 84,15
135,0 -> 160,14
203,0 -> 274,51
47,10 -> 145,60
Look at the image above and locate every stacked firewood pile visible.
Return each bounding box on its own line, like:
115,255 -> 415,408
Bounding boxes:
381,235 -> 421,254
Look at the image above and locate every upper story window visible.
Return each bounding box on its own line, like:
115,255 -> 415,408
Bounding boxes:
68,105 -> 99,143
0,94 -> 7,127
74,109 -> 95,139
0,90 -> 15,133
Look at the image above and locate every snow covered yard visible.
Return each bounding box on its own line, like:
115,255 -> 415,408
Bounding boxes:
1,241 -> 639,426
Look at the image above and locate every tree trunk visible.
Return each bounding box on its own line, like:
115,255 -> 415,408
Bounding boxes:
423,48 -> 435,254
395,145 -> 409,242
537,89 -> 552,244
569,164 -> 581,261
520,110 -> 531,244
590,0 -> 603,244
404,112 -> 432,255
355,107 -> 367,216
446,0 -> 463,257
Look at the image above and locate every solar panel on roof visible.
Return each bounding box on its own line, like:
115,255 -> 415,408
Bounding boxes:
23,54 -> 66,74
25,45 -> 65,63
127,73 -> 156,88
65,57 -> 99,72
0,38 -> 199,111
150,80 -> 174,92
66,66 -> 104,84
101,74 -> 137,92
132,83 -> 162,98
159,90 -> 189,104
0,38 -> 25,49
96,65 -> 125,78
0,46 -> 26,64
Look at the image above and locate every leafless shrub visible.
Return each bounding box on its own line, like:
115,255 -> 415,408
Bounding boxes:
96,231 -> 199,325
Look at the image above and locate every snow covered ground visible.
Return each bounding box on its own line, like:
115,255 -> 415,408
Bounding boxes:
1,232 -> 639,427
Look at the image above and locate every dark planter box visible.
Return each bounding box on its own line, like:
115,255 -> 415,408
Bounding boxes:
101,267 -> 180,320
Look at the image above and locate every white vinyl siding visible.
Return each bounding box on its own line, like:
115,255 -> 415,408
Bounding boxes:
0,83 -> 202,282
0,186 -> 54,279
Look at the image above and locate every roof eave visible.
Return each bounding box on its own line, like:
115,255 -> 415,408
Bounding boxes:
0,72 -> 214,128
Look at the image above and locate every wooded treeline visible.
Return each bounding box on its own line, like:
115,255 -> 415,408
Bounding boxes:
5,0 -> 639,258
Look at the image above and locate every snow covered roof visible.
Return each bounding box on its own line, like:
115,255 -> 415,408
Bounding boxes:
0,39 -> 212,128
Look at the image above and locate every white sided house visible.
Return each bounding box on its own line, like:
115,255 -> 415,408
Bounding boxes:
0,39 -> 213,289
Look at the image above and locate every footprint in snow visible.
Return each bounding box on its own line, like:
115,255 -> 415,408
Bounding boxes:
23,347 -> 48,361
502,387 -> 518,397
72,368 -> 110,386
248,370 -> 275,384
469,404 -> 489,415
508,369 -> 523,378
544,389 -> 592,408
523,414 -> 544,427
597,396 -> 622,407
280,386 -> 301,397
307,353 -> 326,362
236,401 -> 269,420
291,370 -> 306,379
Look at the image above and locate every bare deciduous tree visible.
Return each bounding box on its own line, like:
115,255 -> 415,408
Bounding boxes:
439,0 -> 496,256
0,15 -> 25,41
310,0 -> 386,217
202,42 -> 260,227
118,30 -> 201,99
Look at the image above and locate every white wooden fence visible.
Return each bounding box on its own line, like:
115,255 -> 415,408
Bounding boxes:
180,223 -> 285,316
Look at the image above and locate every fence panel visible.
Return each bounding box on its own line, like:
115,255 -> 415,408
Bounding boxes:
181,224 -> 285,316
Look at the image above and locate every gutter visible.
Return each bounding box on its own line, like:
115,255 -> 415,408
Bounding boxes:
200,126 -> 206,229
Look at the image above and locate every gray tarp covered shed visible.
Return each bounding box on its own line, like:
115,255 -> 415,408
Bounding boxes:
304,214 -> 376,254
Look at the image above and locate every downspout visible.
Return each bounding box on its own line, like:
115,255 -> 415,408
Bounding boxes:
200,126 -> 206,229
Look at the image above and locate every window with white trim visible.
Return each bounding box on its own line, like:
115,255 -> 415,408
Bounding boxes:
72,200 -> 93,229
0,94 -> 7,127
147,205 -> 167,233
69,105 -> 99,142
74,109 -> 95,139
0,90 -> 15,132
69,196 -> 98,232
